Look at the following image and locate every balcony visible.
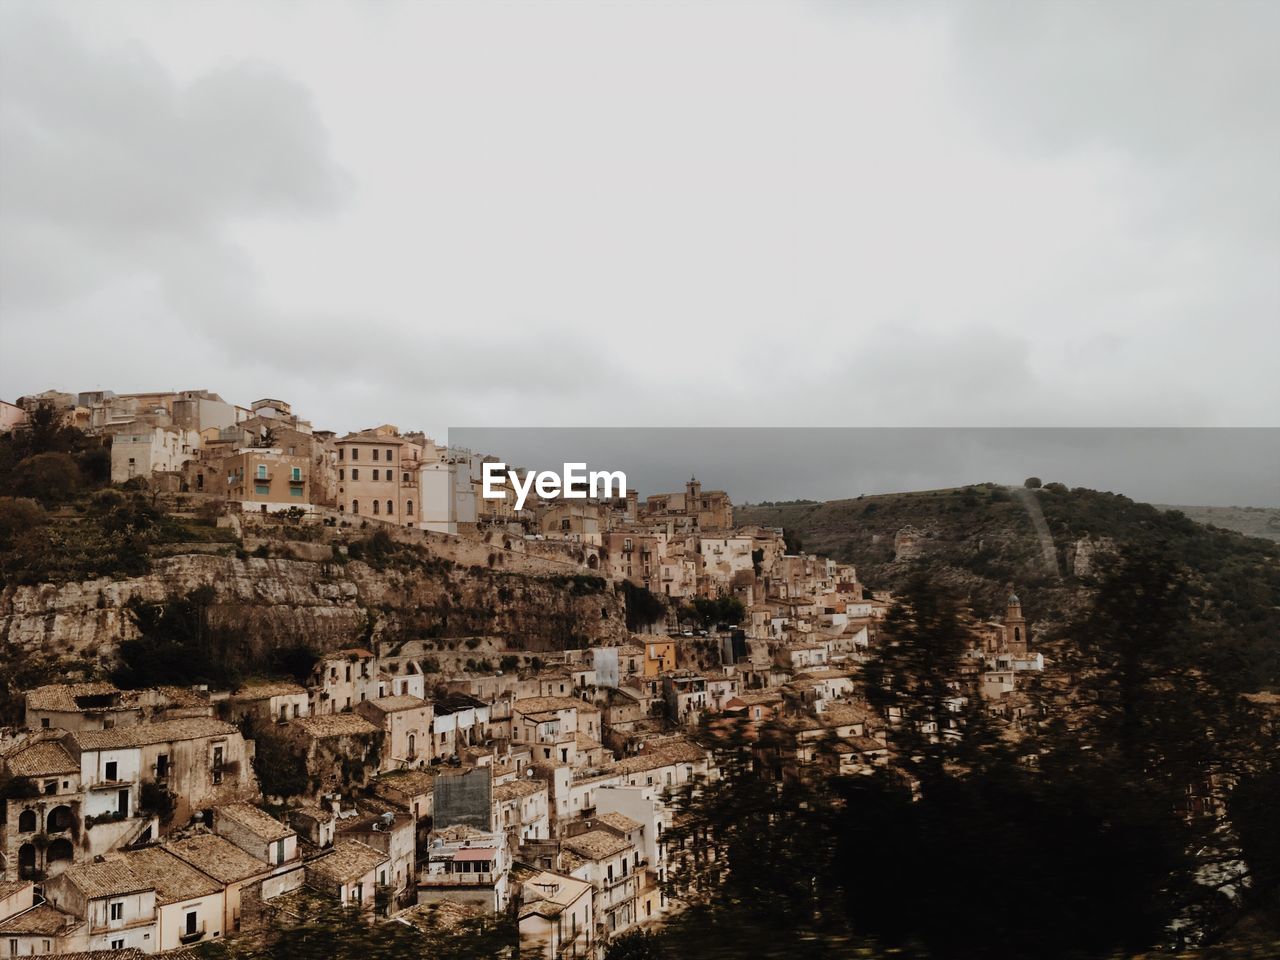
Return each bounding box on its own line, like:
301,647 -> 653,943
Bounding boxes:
288,476 -> 306,486
419,870 -> 498,887
179,922 -> 208,945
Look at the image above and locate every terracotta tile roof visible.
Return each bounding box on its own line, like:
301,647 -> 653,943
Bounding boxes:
307,839 -> 388,884
518,870 -> 591,921
74,718 -> 238,751
164,834 -> 270,884
60,858 -> 154,899
3,740 -> 79,778
372,769 -> 435,797
217,802 -> 294,842
0,903 -> 82,937
513,696 -> 594,715
595,811 -> 643,834
231,681 -> 307,700
155,686 -> 212,708
292,713 -> 379,738
122,846 -> 221,905
492,778 -> 545,802
364,694 -> 429,713
44,952 -> 144,960
563,829 -> 631,860
24,682 -> 127,713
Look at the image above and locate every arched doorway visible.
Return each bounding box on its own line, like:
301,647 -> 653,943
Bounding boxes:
17,843 -> 37,879
17,808 -> 37,833
47,804 -> 74,833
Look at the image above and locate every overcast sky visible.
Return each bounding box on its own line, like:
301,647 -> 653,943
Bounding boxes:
1,0 -> 1277,442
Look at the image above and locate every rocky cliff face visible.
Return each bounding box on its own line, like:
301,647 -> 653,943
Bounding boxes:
0,553 -> 628,665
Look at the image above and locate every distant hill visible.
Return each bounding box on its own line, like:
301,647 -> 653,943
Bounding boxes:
738,483 -> 1280,690
1154,504 -> 1280,543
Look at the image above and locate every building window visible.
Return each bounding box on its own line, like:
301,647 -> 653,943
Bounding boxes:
257,464 -> 267,479
212,745 -> 224,784
292,467 -> 302,480
372,448 -> 379,461
111,939 -> 125,950
351,468 -> 359,481
386,500 -> 393,515
110,901 -> 124,921
351,448 -> 358,460
385,449 -> 394,461
402,472 -> 409,482
372,469 -> 379,481
352,499 -> 359,514
104,761 -> 117,781
339,468 -> 344,481
406,500 -> 414,515
255,484 -> 270,495
372,500 -> 380,515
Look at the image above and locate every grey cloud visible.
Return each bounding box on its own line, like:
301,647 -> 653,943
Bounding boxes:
0,5 -> 346,317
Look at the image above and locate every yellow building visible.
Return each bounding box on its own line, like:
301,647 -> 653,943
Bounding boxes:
642,637 -> 677,676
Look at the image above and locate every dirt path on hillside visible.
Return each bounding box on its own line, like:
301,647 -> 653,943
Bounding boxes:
1012,486 -> 1062,579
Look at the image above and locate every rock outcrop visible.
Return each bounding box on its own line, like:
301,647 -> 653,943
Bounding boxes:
1,553 -> 628,666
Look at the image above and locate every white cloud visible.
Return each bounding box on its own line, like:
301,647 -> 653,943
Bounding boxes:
1,0 -> 1275,435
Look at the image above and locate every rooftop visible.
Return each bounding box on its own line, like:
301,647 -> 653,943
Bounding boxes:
0,904 -> 83,937
164,833 -> 270,884
60,858 -> 153,899
74,717 -> 238,751
492,778 -> 546,802
365,694 -> 429,713
25,682 -> 134,713
292,713 -> 379,738
372,769 -> 435,797
513,696 -> 596,715
2,739 -> 79,778
231,680 -> 308,700
217,802 -> 294,842
122,846 -> 222,905
562,829 -> 632,860
308,839 -> 388,885
518,870 -> 591,921
595,811 -> 643,834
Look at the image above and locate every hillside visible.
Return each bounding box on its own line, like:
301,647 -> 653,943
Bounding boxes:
1154,504 -> 1280,543
739,483 -> 1280,690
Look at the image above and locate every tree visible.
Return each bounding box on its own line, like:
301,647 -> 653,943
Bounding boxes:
0,497 -> 46,550
113,586 -> 243,688
8,452 -> 80,504
1023,476 -> 1042,488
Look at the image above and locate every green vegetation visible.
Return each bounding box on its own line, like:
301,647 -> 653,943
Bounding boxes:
679,596 -> 745,629
194,890 -> 516,959
634,555 -> 1280,959
737,484 -> 1280,691
621,579 -> 667,631
245,718 -> 310,798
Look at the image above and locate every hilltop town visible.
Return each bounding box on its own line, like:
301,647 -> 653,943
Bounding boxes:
0,388 -> 1226,958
